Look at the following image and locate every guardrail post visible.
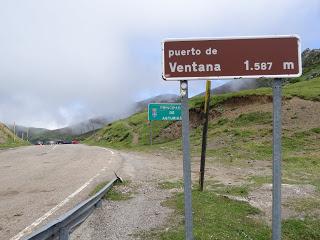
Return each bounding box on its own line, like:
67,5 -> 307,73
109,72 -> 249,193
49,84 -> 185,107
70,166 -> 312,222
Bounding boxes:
59,227 -> 69,240
95,200 -> 102,208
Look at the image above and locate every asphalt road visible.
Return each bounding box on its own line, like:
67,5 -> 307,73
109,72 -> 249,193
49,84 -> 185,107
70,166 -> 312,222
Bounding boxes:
0,144 -> 121,240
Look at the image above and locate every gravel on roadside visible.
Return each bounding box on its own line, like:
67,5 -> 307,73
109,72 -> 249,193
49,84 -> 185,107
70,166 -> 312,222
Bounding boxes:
71,181 -> 173,240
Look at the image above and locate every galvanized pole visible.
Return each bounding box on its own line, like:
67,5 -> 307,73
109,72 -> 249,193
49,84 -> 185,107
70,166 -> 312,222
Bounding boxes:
13,122 -> 16,142
150,121 -> 153,145
272,78 -> 282,240
199,80 -> 211,191
180,80 -> 194,240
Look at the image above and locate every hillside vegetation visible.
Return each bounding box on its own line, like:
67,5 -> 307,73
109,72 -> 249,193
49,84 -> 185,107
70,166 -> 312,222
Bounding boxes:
86,75 -> 320,149
0,123 -> 29,149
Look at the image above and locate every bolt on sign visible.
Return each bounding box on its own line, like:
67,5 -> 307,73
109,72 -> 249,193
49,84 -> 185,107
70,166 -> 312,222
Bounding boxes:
162,35 -> 301,80
148,103 -> 182,121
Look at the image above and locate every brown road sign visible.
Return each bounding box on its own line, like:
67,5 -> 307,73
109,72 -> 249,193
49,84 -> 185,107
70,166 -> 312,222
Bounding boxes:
162,35 -> 302,80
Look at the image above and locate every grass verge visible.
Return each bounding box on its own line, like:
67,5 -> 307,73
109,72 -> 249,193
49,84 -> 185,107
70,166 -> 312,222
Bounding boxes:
140,189 -> 270,240
140,188 -> 320,240
0,141 -> 30,150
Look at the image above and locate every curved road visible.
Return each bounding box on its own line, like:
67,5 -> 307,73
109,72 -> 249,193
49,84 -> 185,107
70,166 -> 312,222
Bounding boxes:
0,144 -> 121,240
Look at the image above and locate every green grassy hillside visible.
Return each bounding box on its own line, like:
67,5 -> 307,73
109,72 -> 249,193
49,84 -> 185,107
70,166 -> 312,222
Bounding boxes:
86,76 -> 320,149
0,123 -> 29,149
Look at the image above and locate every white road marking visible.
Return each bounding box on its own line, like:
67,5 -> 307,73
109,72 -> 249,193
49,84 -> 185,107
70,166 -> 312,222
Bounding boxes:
10,167 -> 107,240
49,145 -> 57,152
41,145 -> 57,155
103,148 -> 115,155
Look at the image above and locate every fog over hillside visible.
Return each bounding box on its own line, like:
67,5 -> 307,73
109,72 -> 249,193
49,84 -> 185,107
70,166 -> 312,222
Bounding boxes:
0,0 -> 319,129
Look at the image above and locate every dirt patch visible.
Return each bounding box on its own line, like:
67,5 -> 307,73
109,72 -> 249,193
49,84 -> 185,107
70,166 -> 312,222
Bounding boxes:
132,132 -> 139,145
160,108 -> 221,140
282,97 -> 320,131
223,95 -> 273,107
222,97 -> 320,132
248,183 -> 317,224
160,122 -> 181,139
199,159 -> 272,186
222,97 -> 273,120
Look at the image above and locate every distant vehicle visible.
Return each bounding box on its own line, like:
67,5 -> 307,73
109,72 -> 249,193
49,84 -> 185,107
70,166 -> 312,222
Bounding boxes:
72,139 -> 79,144
35,141 -> 43,145
56,140 -> 64,144
63,140 -> 72,144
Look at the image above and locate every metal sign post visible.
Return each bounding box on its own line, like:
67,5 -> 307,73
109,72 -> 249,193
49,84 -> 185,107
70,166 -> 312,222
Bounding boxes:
180,80 -> 194,240
149,121 -> 153,145
272,78 -> 282,240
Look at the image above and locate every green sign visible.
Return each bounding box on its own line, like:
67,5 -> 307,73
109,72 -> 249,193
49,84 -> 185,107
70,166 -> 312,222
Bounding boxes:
148,103 -> 181,121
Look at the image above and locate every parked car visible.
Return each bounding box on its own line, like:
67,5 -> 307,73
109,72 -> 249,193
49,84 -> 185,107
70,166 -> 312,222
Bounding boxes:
72,139 -> 79,144
44,140 -> 55,145
56,140 -> 64,144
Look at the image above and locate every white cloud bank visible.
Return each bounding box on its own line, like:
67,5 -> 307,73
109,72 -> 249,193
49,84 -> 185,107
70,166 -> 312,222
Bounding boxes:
0,0 -> 319,128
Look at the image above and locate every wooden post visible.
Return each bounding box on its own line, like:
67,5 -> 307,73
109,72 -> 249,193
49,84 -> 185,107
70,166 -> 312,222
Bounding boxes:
199,80 -> 211,191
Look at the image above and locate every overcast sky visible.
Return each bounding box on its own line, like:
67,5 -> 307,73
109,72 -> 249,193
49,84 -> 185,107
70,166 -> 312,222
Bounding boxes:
0,0 -> 319,129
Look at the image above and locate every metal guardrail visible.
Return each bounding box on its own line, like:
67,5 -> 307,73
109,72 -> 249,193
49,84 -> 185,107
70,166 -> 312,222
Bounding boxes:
24,177 -> 122,240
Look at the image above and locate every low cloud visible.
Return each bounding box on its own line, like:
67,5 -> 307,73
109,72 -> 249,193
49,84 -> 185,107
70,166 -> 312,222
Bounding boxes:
0,0 -> 319,128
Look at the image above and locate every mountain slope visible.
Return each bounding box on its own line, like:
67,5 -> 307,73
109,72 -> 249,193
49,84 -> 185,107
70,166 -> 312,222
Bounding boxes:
7,116 -> 110,144
0,123 -> 29,149
134,94 -> 179,112
10,94 -> 179,144
6,124 -> 48,140
86,74 -> 320,148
